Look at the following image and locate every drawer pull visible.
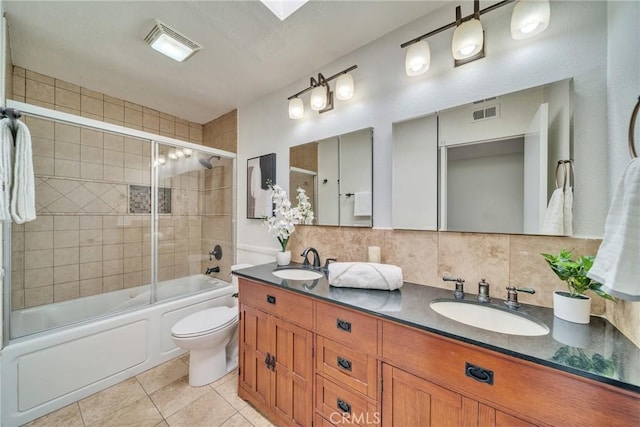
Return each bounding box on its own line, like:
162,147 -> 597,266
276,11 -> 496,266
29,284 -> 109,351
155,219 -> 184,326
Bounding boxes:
465,362 -> 494,385
336,319 -> 352,333
337,356 -> 352,371
337,398 -> 351,414
266,295 -> 276,304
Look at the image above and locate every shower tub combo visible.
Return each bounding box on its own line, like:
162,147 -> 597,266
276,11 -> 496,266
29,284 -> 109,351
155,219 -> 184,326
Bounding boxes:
2,276 -> 237,427
1,101 -> 237,427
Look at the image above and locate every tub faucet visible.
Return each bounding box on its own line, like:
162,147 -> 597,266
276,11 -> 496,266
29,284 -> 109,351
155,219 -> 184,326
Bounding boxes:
205,266 -> 220,275
301,247 -> 321,268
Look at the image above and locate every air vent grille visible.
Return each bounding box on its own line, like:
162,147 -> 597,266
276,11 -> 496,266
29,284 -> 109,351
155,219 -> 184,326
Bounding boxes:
144,20 -> 202,52
472,104 -> 500,122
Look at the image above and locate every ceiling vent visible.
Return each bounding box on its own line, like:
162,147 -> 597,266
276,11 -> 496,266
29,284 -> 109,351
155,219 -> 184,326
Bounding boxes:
144,20 -> 202,62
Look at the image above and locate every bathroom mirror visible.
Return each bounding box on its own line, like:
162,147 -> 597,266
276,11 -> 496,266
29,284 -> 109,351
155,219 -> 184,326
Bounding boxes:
290,127 -> 373,227
392,79 -> 572,235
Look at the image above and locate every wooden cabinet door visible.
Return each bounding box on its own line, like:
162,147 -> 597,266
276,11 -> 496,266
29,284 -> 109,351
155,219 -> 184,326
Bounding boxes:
239,304 -> 273,410
478,404 -> 538,427
382,364 -> 478,427
272,317 -> 314,427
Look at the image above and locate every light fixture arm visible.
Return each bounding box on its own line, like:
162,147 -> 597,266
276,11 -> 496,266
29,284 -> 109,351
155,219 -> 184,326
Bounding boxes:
288,65 -> 358,100
400,0 -> 514,49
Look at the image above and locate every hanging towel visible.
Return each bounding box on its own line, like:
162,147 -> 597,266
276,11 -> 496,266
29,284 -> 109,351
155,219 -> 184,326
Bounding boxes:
250,164 -> 262,198
353,191 -> 372,216
10,120 -> 36,224
328,262 -> 403,291
0,118 -> 13,221
588,158 -> 640,301
563,186 -> 573,236
541,188 -> 565,235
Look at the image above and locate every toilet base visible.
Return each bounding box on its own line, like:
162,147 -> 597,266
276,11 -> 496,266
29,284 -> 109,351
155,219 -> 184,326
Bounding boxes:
188,347 -> 228,387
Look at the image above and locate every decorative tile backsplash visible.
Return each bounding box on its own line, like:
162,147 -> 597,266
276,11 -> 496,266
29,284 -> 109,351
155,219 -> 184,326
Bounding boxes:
129,185 -> 171,214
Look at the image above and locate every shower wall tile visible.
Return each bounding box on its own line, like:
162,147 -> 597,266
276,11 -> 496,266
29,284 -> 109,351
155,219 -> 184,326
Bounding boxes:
12,290 -> 25,310
80,245 -> 102,263
24,267 -> 53,288
54,282 -> 80,302
80,230 -> 103,247
81,87 -> 103,100
123,271 -> 142,288
81,95 -> 104,118
55,141 -> 80,161
55,87 -> 81,111
55,122 -> 81,143
54,230 -> 80,248
103,244 -> 124,261
24,249 -> 53,270
81,163 -> 104,180
80,262 -> 103,280
54,216 -> 79,230
54,247 -> 80,266
27,117 -> 54,139
25,215 -> 53,232
33,156 -> 54,175
26,79 -> 55,104
81,128 -> 103,148
103,274 -> 124,292
54,159 -> 81,178
80,216 -> 102,229
54,264 -> 79,284
104,134 -> 125,152
80,278 -> 103,296
33,136 -> 54,157
25,231 -> 53,251
104,95 -> 124,106
25,287 -> 53,308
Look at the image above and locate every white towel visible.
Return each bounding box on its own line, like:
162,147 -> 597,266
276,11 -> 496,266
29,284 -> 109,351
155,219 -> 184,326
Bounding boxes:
10,120 -> 36,224
588,158 -> 640,301
542,188 -> 566,235
328,262 -> 403,291
329,286 -> 402,312
353,192 -> 372,216
0,118 -> 13,221
250,164 -> 261,198
563,186 -> 573,236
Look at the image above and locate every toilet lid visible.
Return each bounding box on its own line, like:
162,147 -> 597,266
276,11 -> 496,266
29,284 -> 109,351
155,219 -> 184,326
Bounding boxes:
171,306 -> 237,338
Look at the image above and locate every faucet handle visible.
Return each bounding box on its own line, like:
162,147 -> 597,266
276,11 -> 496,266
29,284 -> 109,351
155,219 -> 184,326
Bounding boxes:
504,286 -> 535,309
324,258 -> 337,270
443,276 -> 465,299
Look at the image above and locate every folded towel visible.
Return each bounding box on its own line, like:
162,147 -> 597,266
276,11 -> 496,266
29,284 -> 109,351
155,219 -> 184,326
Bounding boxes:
541,187 -> 565,235
0,118 -> 13,221
588,158 -> 640,301
329,286 -> 402,312
353,192 -> 372,216
11,120 -> 36,224
328,262 -> 403,291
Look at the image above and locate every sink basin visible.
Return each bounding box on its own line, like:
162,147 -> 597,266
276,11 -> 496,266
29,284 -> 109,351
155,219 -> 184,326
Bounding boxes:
272,268 -> 324,281
430,299 -> 549,336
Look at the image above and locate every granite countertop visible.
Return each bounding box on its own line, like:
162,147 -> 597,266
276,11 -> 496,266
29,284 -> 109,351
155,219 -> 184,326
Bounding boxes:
233,262 -> 640,394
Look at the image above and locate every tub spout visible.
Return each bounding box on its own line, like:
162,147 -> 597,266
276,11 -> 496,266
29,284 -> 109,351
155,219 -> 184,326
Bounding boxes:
205,266 -> 220,275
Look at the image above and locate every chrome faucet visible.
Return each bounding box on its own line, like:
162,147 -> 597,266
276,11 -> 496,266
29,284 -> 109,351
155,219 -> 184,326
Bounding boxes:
443,276 -> 465,299
301,247 -> 321,268
477,279 -> 491,303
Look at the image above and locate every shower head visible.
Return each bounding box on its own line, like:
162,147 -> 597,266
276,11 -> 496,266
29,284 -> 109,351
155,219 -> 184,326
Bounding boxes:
199,155 -> 221,169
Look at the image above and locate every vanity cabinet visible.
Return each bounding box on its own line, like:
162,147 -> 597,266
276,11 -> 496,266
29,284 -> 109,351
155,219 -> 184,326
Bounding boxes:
382,321 -> 639,427
314,301 -> 381,426
238,279 -> 314,426
237,275 -> 639,427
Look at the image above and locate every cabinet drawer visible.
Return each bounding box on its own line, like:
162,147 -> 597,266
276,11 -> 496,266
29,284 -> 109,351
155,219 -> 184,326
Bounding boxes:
316,336 -> 378,400
315,376 -> 380,427
239,278 -> 313,329
382,321 -> 640,427
315,301 -> 378,354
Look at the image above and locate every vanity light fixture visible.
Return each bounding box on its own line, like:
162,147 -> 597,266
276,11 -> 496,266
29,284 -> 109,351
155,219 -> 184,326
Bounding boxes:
168,149 -> 178,160
287,65 -> 358,119
401,0 -> 551,76
182,148 -> 192,158
144,20 -> 202,62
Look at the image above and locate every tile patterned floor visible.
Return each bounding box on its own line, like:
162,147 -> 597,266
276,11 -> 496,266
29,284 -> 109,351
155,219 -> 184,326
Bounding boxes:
24,355 -> 273,427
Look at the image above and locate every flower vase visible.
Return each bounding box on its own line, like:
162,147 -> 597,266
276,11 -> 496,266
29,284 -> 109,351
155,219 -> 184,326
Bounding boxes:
276,251 -> 292,266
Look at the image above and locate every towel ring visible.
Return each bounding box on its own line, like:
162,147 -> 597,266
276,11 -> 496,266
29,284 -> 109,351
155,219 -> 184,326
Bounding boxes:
629,96 -> 639,159
554,160 -> 573,191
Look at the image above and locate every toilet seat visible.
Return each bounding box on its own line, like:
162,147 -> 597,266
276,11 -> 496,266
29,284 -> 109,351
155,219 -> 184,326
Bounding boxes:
171,307 -> 237,338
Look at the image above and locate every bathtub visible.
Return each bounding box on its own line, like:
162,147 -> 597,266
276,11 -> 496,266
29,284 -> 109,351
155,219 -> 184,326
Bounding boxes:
1,274 -> 237,427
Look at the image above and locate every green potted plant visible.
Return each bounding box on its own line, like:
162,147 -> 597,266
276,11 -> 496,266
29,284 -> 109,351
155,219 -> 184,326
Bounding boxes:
541,249 -> 614,324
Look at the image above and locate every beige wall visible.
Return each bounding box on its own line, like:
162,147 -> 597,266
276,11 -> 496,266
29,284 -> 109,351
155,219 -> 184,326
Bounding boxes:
289,226 -> 639,347
9,67 -> 235,310
203,110 -> 237,153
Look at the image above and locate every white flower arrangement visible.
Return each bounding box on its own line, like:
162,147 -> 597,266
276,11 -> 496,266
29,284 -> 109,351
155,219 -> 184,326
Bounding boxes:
264,184 -> 314,252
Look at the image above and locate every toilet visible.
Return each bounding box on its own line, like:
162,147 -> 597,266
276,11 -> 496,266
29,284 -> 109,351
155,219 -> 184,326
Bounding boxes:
171,264 -> 252,386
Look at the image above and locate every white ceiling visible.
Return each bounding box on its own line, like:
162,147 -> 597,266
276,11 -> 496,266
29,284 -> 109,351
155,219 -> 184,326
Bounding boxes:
4,1 -> 447,124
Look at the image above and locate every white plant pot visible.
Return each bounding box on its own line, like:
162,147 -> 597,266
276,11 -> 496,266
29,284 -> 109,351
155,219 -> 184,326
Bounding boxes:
553,290 -> 591,324
276,251 -> 291,266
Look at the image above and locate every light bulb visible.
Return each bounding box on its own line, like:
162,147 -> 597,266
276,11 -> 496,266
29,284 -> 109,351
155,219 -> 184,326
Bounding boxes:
182,148 -> 192,158
511,0 -> 550,40
155,154 -> 166,166
310,86 -> 327,111
335,73 -> 354,101
452,18 -> 484,60
288,97 -> 304,119
168,150 -> 178,160
175,148 -> 185,158
405,40 -> 431,76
